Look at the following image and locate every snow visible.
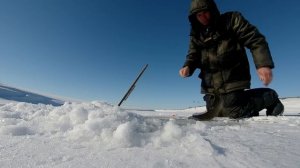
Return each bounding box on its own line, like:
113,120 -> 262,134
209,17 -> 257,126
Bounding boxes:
0,84 -> 64,106
0,85 -> 300,168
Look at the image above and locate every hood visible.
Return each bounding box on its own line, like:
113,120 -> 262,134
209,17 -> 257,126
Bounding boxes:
189,0 -> 220,16
188,0 -> 220,30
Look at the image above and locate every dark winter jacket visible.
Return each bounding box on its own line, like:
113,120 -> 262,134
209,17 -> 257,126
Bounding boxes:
183,0 -> 274,94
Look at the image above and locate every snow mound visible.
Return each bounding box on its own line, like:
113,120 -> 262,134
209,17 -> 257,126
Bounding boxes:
0,101 -> 207,149
0,101 -> 248,152
1,100 -> 300,168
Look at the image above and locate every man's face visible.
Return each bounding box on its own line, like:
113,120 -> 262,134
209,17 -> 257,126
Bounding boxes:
196,11 -> 211,26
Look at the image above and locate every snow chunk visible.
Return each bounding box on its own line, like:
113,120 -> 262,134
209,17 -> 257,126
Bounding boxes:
160,120 -> 183,143
0,125 -> 34,136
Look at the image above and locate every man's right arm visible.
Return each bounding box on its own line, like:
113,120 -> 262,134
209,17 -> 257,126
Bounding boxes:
181,36 -> 201,77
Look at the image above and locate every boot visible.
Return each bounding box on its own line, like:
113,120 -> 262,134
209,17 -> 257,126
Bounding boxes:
266,99 -> 284,116
188,110 -> 218,121
245,88 -> 284,117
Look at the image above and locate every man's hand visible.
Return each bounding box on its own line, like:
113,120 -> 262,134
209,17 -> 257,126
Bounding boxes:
179,66 -> 190,78
257,67 -> 273,86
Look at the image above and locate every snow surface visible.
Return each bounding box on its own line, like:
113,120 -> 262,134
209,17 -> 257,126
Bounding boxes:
0,84 -> 64,106
0,85 -> 300,168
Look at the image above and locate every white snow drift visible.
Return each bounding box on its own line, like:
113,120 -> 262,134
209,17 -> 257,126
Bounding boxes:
0,98 -> 299,168
0,84 -> 300,168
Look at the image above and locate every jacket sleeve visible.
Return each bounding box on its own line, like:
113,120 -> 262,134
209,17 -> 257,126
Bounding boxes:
231,12 -> 274,69
183,36 -> 202,76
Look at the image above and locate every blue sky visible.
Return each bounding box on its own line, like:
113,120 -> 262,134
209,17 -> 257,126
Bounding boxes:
0,0 -> 300,109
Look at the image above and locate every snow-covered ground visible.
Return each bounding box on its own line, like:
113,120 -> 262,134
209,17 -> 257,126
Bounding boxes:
0,85 -> 300,168
0,84 -> 64,106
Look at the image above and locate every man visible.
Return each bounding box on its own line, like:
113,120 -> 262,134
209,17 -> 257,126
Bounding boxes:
179,0 -> 284,120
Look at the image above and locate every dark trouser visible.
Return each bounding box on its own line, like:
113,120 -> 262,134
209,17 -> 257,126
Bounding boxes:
200,88 -> 283,120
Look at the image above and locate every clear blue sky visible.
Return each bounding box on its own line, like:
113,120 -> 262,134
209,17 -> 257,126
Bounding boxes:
0,0 -> 300,109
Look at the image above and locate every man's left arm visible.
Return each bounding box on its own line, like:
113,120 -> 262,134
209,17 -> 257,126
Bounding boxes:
231,12 -> 275,85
